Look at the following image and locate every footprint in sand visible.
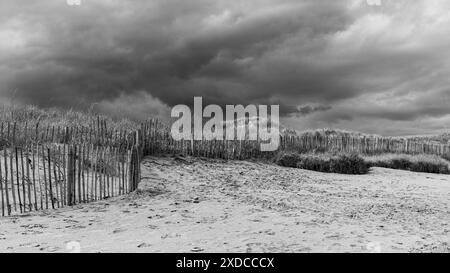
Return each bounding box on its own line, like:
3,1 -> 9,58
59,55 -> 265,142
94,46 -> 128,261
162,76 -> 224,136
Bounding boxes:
39,245 -> 60,252
112,228 -> 126,234
137,243 -> 151,248
257,229 -> 276,236
191,246 -> 204,252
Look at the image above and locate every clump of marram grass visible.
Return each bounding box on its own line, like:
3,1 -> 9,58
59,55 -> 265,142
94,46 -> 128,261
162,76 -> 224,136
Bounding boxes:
0,103 -> 138,131
276,152 -> 369,174
330,153 -> 369,174
277,152 -> 450,175
365,153 -> 450,174
0,103 -> 140,146
296,153 -> 332,173
274,152 -> 302,168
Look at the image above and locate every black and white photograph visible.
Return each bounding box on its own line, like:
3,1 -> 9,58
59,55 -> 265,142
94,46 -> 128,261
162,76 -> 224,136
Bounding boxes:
0,0 -> 450,258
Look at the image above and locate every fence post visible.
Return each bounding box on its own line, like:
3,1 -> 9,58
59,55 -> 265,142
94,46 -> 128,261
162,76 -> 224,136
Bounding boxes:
126,131 -> 141,192
67,145 -> 75,206
129,145 -> 137,192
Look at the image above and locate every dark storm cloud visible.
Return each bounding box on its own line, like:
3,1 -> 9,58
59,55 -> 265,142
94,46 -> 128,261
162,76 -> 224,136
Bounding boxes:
1,0 -> 450,134
0,0 -> 354,108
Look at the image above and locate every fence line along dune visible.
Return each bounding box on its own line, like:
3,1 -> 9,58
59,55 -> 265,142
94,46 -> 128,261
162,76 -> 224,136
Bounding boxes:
1,105 -> 450,217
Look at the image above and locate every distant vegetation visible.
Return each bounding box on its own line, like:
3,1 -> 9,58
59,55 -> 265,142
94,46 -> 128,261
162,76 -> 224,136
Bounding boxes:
1,103 -> 450,175
0,104 -> 139,146
0,104 -> 138,132
281,127 -> 450,163
276,152 -> 369,175
276,152 -> 450,175
405,134 -> 450,144
365,153 -> 450,174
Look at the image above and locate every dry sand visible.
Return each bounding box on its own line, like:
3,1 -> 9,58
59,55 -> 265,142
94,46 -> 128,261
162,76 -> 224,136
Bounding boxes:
0,155 -> 449,253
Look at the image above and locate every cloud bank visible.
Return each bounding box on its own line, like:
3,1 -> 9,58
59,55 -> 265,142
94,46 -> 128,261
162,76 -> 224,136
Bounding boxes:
1,0 -> 450,135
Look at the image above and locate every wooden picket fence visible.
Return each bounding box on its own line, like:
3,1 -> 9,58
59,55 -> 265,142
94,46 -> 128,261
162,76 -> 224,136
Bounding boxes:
0,118 -> 133,148
3,118 -> 449,159
0,142 -> 141,217
278,134 -> 450,158
2,116 -> 450,217
135,120 -> 450,160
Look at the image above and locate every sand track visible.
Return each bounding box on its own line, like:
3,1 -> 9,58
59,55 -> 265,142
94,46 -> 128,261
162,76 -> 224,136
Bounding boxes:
1,155 -> 449,252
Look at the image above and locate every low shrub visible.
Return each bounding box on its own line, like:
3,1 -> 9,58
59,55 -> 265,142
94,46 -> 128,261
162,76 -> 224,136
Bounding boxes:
329,153 -> 369,174
297,154 -> 331,173
277,152 -> 450,175
276,152 -> 369,174
275,152 -> 302,168
365,154 -> 450,174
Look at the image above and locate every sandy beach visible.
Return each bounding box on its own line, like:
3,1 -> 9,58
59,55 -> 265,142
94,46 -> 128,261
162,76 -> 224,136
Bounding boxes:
1,155 -> 449,253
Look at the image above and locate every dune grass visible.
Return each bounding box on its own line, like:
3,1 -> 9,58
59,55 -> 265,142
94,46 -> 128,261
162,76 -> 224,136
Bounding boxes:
276,151 -> 450,175
0,104 -> 140,146
2,104 -> 450,176
276,152 -> 369,174
0,104 -> 138,131
364,153 -> 450,174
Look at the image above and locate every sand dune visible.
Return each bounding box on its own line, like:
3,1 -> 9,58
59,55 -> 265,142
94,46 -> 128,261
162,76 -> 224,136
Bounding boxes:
1,156 -> 449,253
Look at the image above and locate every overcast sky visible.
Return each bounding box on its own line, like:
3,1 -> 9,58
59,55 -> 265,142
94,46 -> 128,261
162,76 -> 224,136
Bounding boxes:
1,0 -> 450,135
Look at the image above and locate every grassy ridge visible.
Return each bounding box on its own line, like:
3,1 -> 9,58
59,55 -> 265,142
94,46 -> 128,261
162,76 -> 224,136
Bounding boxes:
0,104 -> 138,131
0,104 -> 139,146
2,104 -> 450,175
276,152 -> 450,175
276,152 -> 369,174
364,153 -> 450,174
